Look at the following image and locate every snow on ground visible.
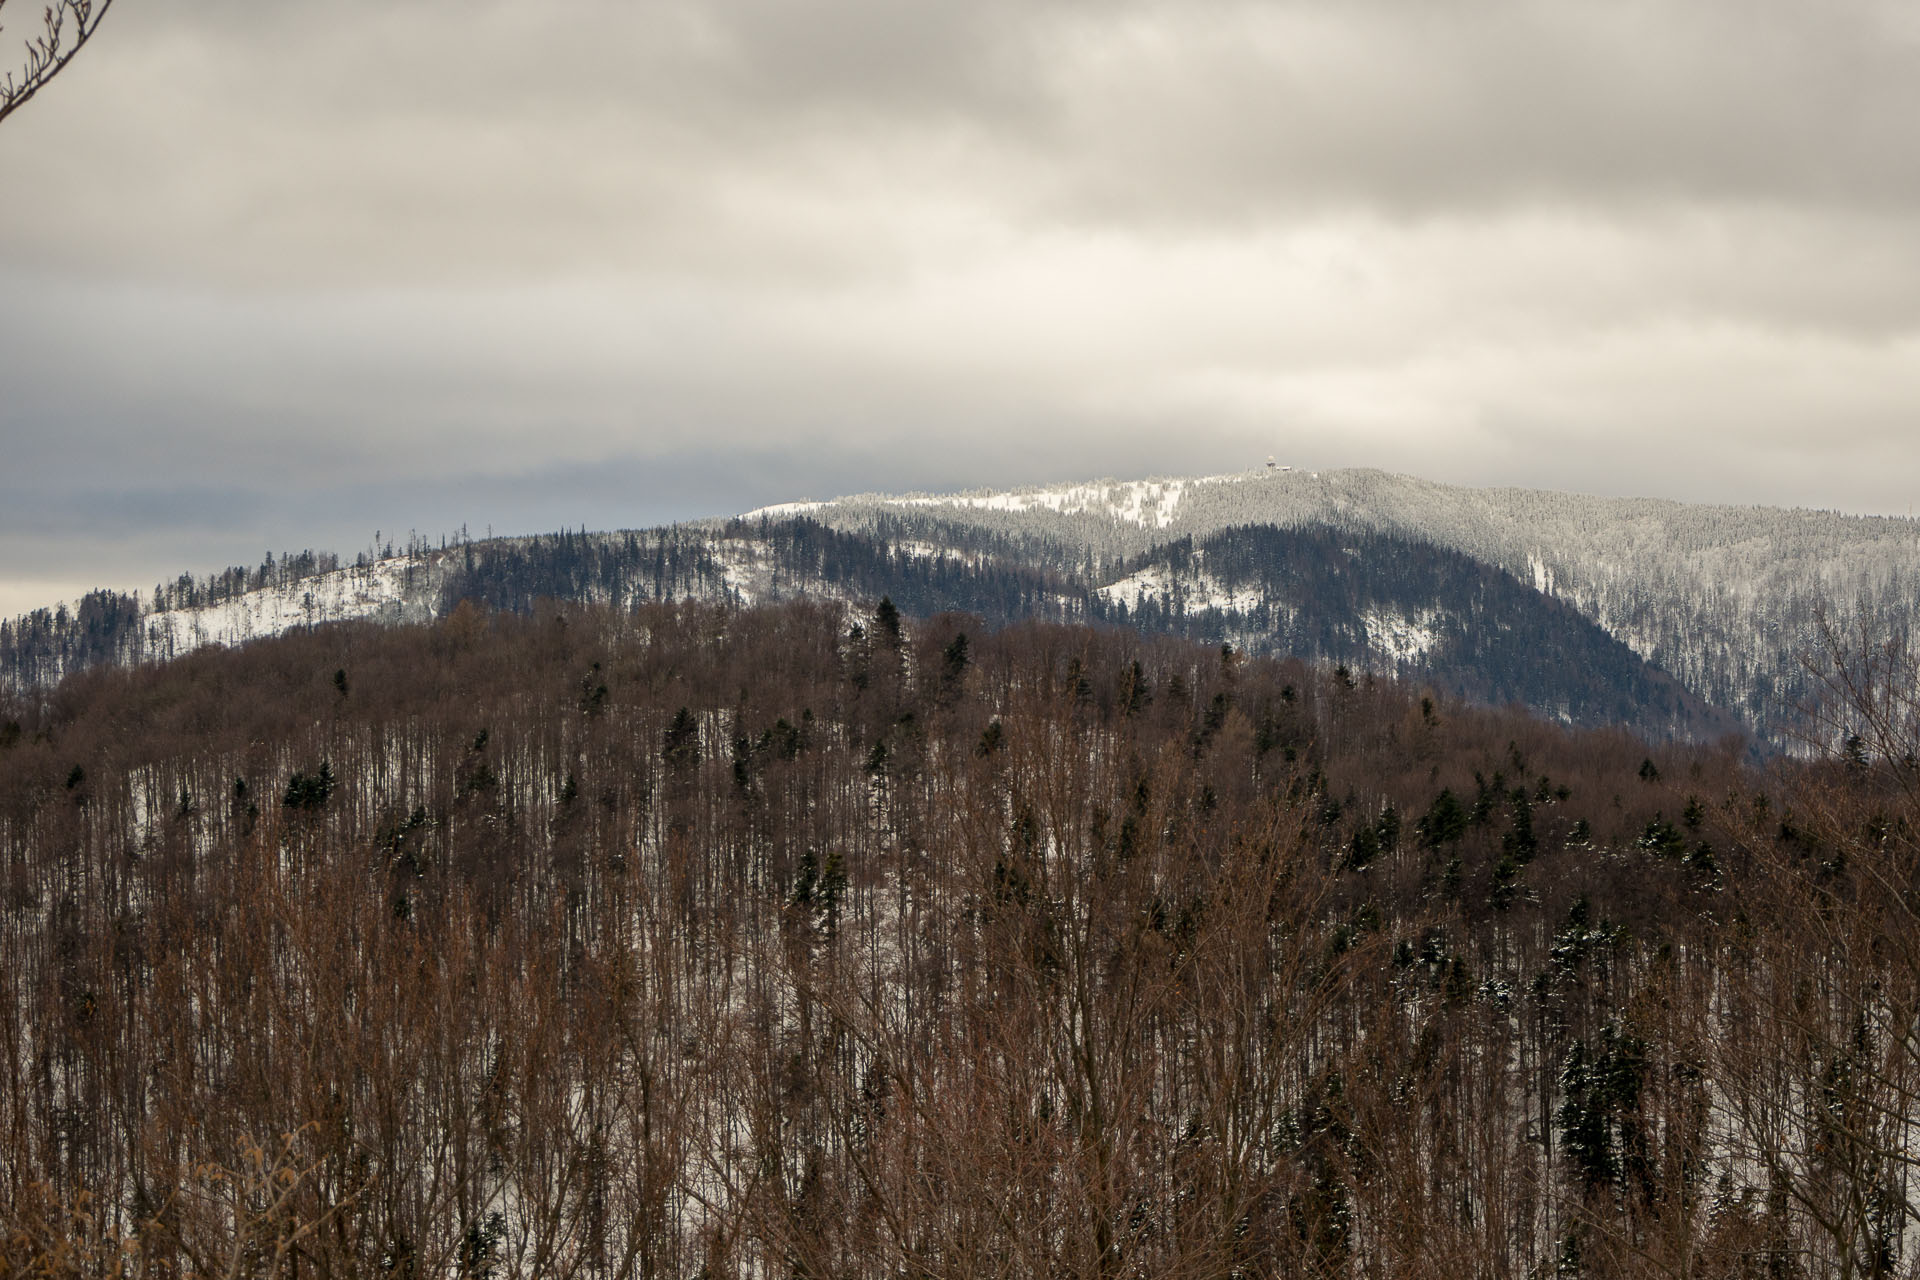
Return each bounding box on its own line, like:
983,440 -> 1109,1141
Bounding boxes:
1098,565 -> 1177,611
866,473 -> 1246,530
1104,570 -> 1444,665
740,500 -> 827,520
1097,562 -> 1253,613
710,541 -> 772,606
143,556 -> 432,658
706,539 -> 874,611
1362,608 -> 1442,662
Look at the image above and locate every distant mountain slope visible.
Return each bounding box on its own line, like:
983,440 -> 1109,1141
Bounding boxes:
1094,524 -> 1735,740
757,468 -> 1920,744
0,512 -> 1734,743
9,466 -> 1902,745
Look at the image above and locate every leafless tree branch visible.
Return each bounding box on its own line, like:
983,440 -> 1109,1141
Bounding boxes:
0,0 -> 114,126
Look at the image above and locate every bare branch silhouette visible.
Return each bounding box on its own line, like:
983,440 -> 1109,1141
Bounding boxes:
0,0 -> 114,126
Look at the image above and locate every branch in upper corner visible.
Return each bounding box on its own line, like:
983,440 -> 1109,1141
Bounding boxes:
0,0 -> 115,127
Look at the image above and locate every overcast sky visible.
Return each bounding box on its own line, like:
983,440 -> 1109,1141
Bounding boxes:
4,0 -> 1919,615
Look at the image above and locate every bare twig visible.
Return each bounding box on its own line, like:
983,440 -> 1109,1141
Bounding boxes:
0,0 -> 115,126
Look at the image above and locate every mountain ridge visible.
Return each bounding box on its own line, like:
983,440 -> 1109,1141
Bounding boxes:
6,466 -> 1911,748
755,466 -> 1920,742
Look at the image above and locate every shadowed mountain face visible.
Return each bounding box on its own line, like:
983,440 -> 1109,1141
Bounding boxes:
1093,525 -> 1737,741
0,512 -> 1737,745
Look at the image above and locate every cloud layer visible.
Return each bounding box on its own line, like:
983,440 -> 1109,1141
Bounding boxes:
4,0 -> 1919,613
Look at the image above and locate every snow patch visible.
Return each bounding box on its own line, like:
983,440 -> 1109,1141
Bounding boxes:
1362,608 -> 1441,663
1528,555 -> 1556,595
1097,562 -> 1251,613
742,500 -> 827,520
712,544 -> 765,606
882,474 -> 1245,530
144,556 -> 430,658
1098,565 -> 1177,611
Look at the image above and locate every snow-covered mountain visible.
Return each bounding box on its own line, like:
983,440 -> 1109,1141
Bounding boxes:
750,468 -> 1920,743
6,467 -> 1910,748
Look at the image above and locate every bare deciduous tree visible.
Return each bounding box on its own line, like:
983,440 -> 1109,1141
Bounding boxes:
5,598 -> 1918,1273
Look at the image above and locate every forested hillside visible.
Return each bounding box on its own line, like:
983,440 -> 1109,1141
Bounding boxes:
0,521 -> 1084,694
4,600 -> 1915,1276
1092,524 -> 1736,740
0,514 -> 1734,745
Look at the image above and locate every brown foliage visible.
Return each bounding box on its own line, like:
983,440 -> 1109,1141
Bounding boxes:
0,601 -> 1913,1276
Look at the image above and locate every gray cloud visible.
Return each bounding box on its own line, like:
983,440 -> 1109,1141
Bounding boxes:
3,0 -> 1919,614
1038,1 -> 1920,224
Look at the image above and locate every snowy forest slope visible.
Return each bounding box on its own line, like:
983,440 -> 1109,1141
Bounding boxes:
4,468 -> 1908,748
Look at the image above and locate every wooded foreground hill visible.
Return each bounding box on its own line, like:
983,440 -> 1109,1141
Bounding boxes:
1,601 -> 1916,1278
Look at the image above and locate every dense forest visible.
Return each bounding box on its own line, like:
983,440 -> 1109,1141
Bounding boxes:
3,599 -> 1915,1276
1093,525 -> 1736,741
